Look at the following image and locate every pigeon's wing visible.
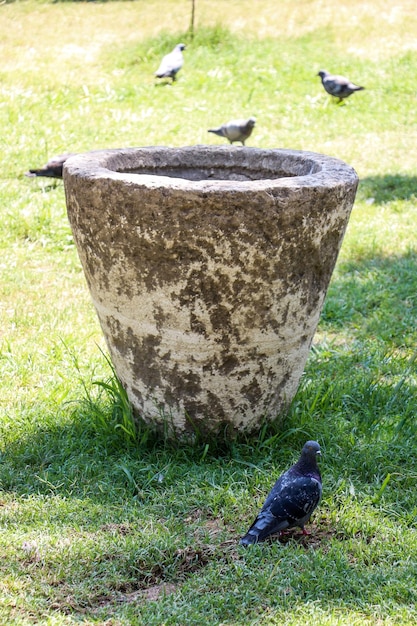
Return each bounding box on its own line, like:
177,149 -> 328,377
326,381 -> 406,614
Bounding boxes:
268,476 -> 322,526
325,75 -> 349,95
259,472 -> 288,512
155,56 -> 171,76
223,121 -> 246,142
156,50 -> 182,77
46,153 -> 75,174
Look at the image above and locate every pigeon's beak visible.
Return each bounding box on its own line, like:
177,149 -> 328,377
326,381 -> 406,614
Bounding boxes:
316,450 -> 321,456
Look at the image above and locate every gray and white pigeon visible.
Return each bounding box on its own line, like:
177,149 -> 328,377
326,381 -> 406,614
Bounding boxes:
25,153 -> 76,179
239,440 -> 322,546
155,43 -> 186,81
208,117 -> 256,145
318,70 -> 365,103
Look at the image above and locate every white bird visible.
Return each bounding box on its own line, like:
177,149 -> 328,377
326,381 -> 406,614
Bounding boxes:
208,117 -> 256,145
155,43 -> 186,81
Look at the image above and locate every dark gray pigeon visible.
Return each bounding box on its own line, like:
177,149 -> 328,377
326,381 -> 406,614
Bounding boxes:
318,70 -> 365,103
155,43 -> 186,81
208,117 -> 256,145
239,440 -> 322,546
25,153 -> 76,179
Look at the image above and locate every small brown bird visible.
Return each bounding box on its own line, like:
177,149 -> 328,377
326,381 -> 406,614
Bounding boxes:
208,117 -> 256,145
318,69 -> 365,103
25,153 -> 76,179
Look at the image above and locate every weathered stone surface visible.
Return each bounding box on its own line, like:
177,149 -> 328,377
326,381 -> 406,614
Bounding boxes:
63,146 -> 358,436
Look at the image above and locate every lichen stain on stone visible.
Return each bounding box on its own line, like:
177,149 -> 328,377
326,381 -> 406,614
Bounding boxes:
159,363 -> 204,415
241,377 -> 262,404
203,354 -> 241,376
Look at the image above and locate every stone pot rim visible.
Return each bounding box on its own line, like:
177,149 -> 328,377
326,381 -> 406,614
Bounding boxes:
63,145 -> 358,193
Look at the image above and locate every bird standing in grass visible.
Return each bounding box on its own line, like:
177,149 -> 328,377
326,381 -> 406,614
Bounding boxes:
155,43 -> 186,82
25,153 -> 76,179
239,440 -> 322,546
208,117 -> 256,146
317,69 -> 365,103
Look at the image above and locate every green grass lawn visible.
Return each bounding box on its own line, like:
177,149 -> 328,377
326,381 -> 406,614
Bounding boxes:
1,1 -> 417,624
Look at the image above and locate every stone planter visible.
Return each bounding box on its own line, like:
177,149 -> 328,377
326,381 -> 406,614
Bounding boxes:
63,146 -> 358,437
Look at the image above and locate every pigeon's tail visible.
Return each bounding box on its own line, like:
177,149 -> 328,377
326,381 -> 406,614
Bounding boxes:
239,531 -> 260,547
239,511 -> 285,547
208,128 -> 225,138
351,84 -> 365,92
25,168 -> 63,179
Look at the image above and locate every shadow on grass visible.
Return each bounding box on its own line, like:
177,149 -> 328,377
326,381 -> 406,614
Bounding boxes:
321,248 -> 417,346
1,243 -> 416,560
359,174 -> 417,204
1,244 -> 416,497
1,365 -> 417,621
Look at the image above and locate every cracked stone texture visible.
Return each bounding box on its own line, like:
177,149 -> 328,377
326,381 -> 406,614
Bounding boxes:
63,146 -> 358,436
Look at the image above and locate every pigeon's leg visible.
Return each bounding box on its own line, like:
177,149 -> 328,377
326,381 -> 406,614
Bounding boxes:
301,527 -> 310,536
